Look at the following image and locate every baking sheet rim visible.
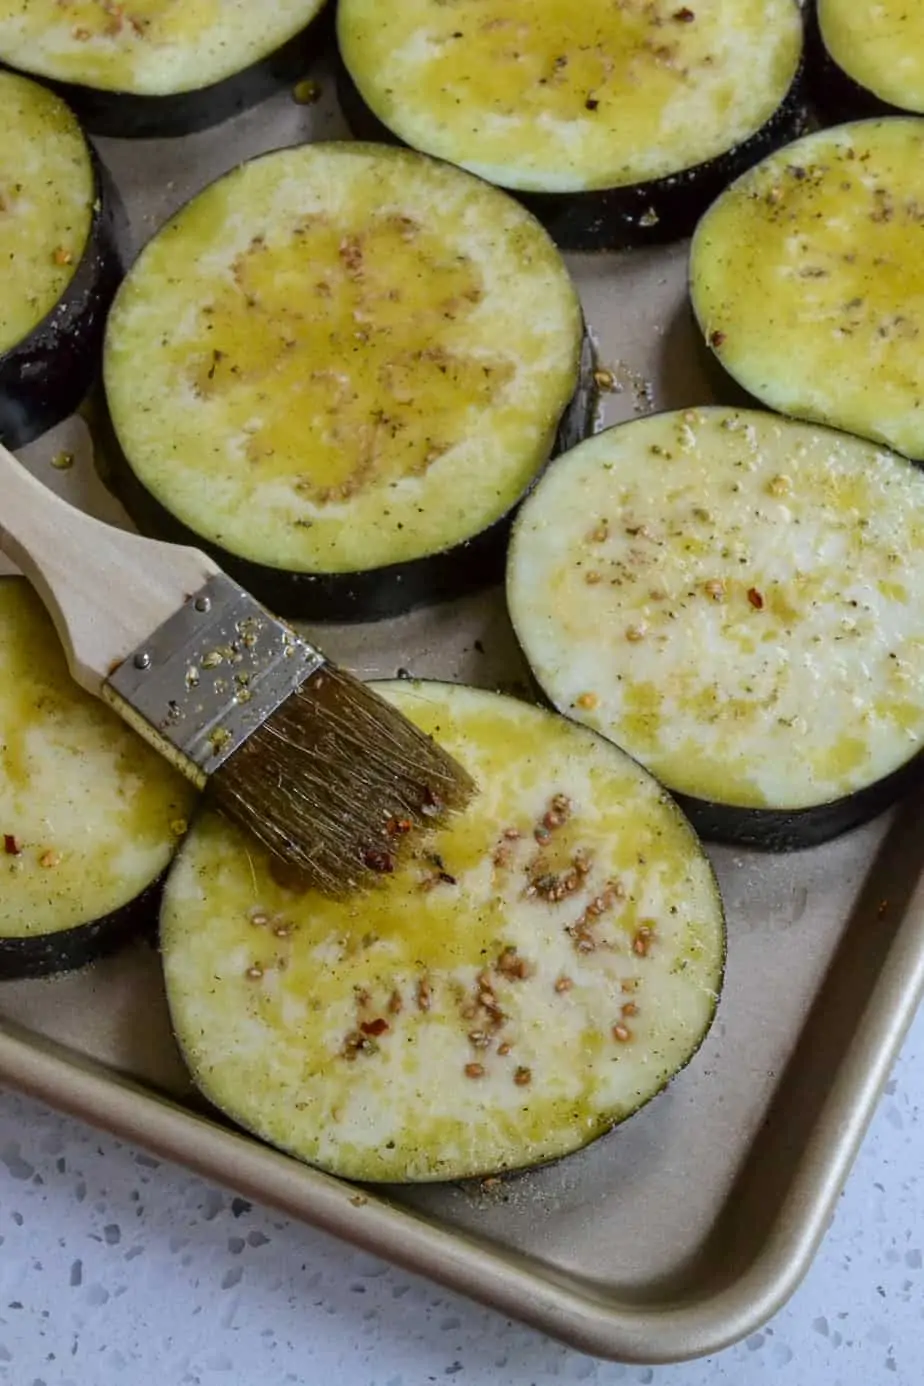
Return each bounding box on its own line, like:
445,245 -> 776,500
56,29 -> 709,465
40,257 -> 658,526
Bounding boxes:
2,858 -> 923,1366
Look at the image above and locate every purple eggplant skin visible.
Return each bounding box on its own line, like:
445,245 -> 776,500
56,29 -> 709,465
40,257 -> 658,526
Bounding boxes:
674,755 -> 924,853
333,51 -> 811,253
0,873 -> 164,981
803,2 -> 917,123
0,5 -> 335,140
0,149 -> 127,452
522,679 -> 924,853
95,330 -> 598,624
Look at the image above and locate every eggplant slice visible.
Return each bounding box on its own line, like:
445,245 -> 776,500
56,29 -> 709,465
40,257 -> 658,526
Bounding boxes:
336,0 -> 806,251
809,1 -> 924,119
161,681 -> 724,1184
0,70 -> 123,450
690,119 -> 924,463
102,142 -> 587,622
507,408 -> 924,850
0,578 -> 197,980
0,0 -> 331,139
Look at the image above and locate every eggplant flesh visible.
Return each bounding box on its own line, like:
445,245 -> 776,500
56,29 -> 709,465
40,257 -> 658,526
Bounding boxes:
336,0 -> 806,250
0,71 -> 124,450
0,579 -> 197,980
102,142 -> 587,621
811,0 -> 924,119
0,0 -> 331,139
506,408 -> 924,849
690,119 -> 924,463
160,681 -> 725,1184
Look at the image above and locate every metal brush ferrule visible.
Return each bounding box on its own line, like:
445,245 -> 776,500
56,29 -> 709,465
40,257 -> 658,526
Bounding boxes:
103,573 -> 325,786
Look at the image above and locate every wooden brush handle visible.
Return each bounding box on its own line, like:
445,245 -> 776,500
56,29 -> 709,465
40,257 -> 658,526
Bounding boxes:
0,441 -> 219,696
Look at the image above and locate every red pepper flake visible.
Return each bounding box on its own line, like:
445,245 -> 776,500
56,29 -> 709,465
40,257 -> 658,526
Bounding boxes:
709,330 -> 726,349
464,1063 -> 485,1079
672,6 -> 695,19
360,1018 -> 390,1037
747,587 -> 765,610
3,834 -> 21,856
385,816 -> 413,837
362,847 -> 395,874
514,1066 -> 532,1086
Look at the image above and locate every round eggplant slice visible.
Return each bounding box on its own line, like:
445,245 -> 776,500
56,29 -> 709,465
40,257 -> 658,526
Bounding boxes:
0,0 -> 331,139
102,142 -> 586,622
0,578 -> 197,979
690,119 -> 924,463
810,1 -> 924,119
0,70 -> 123,450
161,681 -> 724,1184
0,573 -> 196,975
335,0 -> 805,251
507,408 -> 924,850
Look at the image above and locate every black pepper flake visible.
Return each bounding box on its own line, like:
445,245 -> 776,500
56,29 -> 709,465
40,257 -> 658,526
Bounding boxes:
585,97 -> 599,111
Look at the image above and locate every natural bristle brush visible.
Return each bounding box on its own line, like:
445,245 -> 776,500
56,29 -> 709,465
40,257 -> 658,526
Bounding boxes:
0,445 -> 476,895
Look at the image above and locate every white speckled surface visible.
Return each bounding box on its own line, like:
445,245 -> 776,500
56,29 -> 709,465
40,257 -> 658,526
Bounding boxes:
0,1006 -> 921,1384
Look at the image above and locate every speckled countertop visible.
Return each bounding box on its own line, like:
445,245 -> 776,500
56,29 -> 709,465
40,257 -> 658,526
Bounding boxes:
0,1002 -> 921,1386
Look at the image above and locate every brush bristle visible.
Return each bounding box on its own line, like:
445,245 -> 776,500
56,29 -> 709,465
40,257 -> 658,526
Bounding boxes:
206,665 -> 476,895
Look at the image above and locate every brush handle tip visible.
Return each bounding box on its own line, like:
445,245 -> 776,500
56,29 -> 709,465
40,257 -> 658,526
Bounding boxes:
0,441 -> 219,695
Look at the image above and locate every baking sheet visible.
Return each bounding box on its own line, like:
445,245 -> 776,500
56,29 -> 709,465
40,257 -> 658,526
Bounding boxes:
2,46 -> 924,1365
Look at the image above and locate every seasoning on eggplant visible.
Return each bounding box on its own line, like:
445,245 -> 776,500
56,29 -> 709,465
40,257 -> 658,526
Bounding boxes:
809,1 -> 924,119
0,70 -> 123,450
102,142 -> 587,622
160,681 -> 725,1184
0,578 -> 197,980
690,119 -> 924,463
507,407 -> 924,851
335,0 -> 806,251
0,0 -> 331,139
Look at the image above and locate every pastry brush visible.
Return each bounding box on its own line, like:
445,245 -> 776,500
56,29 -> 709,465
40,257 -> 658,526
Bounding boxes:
0,444 -> 475,894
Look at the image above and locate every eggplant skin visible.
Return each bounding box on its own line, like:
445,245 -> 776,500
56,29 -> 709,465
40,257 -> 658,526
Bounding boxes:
0,874 -> 162,982
0,149 -> 126,452
3,9 -> 334,140
335,55 -> 810,252
96,330 -> 597,624
524,676 -> 921,852
676,755 -> 924,853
